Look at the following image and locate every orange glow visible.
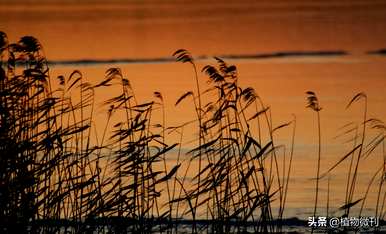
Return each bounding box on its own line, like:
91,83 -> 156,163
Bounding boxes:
2,0 -> 386,220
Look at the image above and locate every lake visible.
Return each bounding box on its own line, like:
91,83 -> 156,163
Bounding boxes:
1,0 -> 385,226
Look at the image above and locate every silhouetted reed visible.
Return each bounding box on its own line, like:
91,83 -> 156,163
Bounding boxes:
172,50 -> 296,233
311,91 -> 386,232
0,32 -> 384,233
306,91 -> 322,234
0,32 -> 178,233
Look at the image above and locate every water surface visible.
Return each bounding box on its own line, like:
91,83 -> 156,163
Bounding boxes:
1,0 -> 386,221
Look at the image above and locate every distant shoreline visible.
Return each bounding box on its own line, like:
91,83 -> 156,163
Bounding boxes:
2,50 -> 350,67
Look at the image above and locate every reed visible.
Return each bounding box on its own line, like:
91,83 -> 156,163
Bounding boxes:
172,50 -> 296,233
306,91 -> 322,226
0,32 -> 384,233
0,32 -> 179,233
317,93 -> 385,232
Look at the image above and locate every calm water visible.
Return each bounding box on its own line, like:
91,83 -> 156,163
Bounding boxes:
1,0 -> 386,221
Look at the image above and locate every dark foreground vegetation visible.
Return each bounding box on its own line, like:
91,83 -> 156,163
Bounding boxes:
0,32 -> 385,233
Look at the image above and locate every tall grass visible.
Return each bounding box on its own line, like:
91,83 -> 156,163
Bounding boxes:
306,91 -> 322,230
172,50 -> 297,233
315,92 -> 386,232
0,32 -> 384,233
0,32 -> 178,233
